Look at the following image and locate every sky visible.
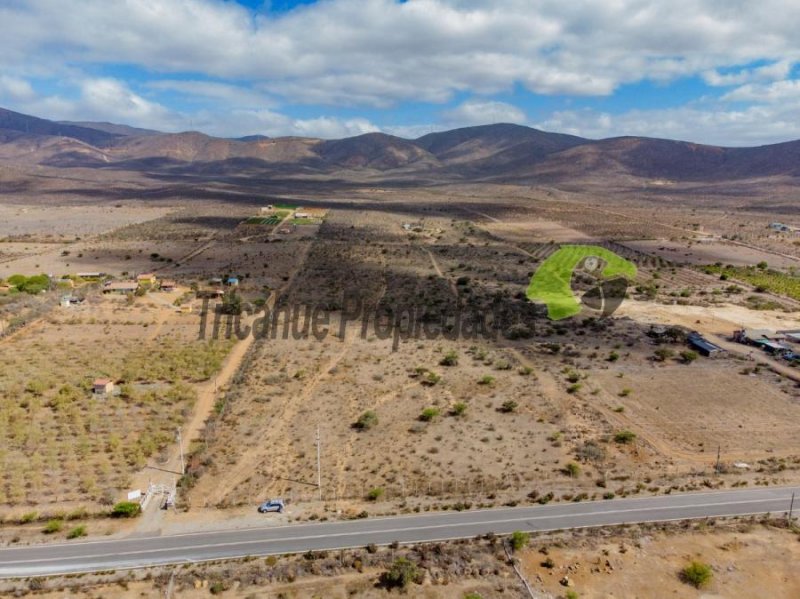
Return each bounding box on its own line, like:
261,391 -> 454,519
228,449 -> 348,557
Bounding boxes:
1,0 -> 800,145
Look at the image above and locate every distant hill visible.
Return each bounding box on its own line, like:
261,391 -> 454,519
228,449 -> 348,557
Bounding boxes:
58,121 -> 161,137
3,105 -> 800,184
316,132 -> 437,170
0,107 -> 120,147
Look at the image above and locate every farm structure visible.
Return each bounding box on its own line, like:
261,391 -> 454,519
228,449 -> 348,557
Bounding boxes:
687,332 -> 724,357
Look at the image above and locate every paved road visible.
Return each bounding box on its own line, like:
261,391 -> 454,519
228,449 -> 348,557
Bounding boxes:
1,486 -> 797,578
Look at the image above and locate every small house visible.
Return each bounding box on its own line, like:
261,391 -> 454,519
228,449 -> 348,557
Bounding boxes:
76,272 -> 105,279
103,281 -> 139,294
93,378 -> 115,395
137,273 -> 157,286
260,205 -> 274,213
209,277 -> 223,286
160,279 -> 177,292
293,210 -> 311,219
226,277 -> 239,287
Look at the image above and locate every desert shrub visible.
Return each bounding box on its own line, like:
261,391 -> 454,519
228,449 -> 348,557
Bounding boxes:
509,530 -> 529,551
607,351 -> 620,362
67,525 -> 87,539
499,400 -> 518,413
366,487 -> 384,501
567,383 -> 582,394
478,375 -> 495,386
681,561 -> 712,588
381,557 -> 422,589
419,407 -> 440,422
42,519 -> 63,534
354,410 -> 378,431
563,462 -> 581,478
450,402 -> 468,416
680,350 -> 698,363
439,350 -> 459,366
614,430 -> 637,444
653,348 -> 675,362
111,501 -> 141,518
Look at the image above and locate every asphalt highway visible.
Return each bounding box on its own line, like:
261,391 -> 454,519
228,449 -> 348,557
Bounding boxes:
1,485 -> 797,577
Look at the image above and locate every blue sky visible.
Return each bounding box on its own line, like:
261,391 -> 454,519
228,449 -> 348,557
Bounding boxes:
1,0 -> 799,145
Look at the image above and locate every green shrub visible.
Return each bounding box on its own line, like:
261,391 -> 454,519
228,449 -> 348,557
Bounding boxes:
681,561 -> 712,588
67,525 -> 87,539
450,402 -> 468,417
381,557 -> 422,589
42,519 -> 63,534
499,400 -> 518,413
680,350 -> 699,364
563,462 -> 581,478
440,350 -> 459,366
614,430 -> 637,444
478,375 -> 495,386
111,501 -> 141,518
366,487 -> 384,501
419,407 -> 440,422
354,410 -> 378,431
509,530 -> 529,551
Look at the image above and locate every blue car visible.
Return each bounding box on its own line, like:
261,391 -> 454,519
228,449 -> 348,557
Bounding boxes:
258,499 -> 285,513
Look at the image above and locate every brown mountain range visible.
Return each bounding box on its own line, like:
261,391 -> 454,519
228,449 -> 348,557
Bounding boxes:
1,106 -> 799,184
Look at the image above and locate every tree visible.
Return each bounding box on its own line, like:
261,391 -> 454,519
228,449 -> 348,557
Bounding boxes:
681,561 -> 712,588
353,410 -> 378,431
381,557 -> 422,589
509,530 -> 529,551
680,350 -> 699,364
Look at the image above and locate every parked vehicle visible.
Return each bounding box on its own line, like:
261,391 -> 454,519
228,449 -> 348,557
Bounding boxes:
258,499 -> 285,513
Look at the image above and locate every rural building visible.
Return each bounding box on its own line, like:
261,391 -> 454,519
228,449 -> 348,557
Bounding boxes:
260,205 -> 274,213
209,277 -> 223,286
688,332 -> 724,357
769,222 -> 792,232
226,277 -> 239,286
76,272 -> 105,279
293,210 -> 311,219
92,378 -> 114,395
137,273 -> 157,286
733,329 -> 778,345
159,279 -> 177,292
197,289 -> 225,299
0,285 -> 10,294
103,281 -> 139,294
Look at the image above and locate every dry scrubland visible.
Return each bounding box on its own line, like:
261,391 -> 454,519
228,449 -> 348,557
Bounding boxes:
3,520 -> 798,598
182,206 -> 800,515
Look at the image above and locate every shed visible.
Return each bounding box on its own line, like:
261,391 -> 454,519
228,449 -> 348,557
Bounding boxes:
688,332 -> 724,357
93,378 -> 115,395
160,279 -> 177,292
103,281 -> 139,294
226,277 -> 239,287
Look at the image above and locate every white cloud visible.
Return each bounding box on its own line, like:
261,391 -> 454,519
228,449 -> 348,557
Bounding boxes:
722,79 -> 800,103
0,75 -> 36,102
443,100 -> 526,126
3,0 -> 800,106
703,60 -> 793,87
537,100 -> 800,147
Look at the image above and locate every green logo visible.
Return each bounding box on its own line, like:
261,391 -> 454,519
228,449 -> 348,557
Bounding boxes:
526,245 -> 637,321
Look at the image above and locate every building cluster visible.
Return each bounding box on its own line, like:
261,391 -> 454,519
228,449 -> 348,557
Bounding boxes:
733,328 -> 800,361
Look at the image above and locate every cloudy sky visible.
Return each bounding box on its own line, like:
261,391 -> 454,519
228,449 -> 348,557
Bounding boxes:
1,0 -> 799,145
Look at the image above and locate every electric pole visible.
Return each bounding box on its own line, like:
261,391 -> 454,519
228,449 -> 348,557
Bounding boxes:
316,425 -> 322,501
176,428 -> 185,475
715,445 -> 721,473
789,492 -> 795,524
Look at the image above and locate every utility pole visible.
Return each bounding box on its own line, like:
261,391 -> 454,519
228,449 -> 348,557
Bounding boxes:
316,425 -> 322,502
715,445 -> 721,473
176,428 -> 185,475
789,492 -> 795,524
